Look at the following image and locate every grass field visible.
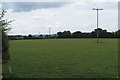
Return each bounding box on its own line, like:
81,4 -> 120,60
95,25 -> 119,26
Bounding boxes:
3,39 -> 118,78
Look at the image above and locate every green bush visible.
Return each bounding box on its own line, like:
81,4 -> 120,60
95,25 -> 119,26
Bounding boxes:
2,29 -> 10,63
0,10 -> 12,63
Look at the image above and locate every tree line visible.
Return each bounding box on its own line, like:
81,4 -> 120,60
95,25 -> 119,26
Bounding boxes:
57,28 -> 120,38
9,28 -> 120,40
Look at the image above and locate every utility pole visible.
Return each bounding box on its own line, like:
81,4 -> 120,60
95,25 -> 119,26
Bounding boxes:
92,8 -> 103,43
49,27 -> 51,38
39,32 -> 40,38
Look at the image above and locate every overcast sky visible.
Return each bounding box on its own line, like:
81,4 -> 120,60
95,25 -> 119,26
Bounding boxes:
1,0 -> 119,35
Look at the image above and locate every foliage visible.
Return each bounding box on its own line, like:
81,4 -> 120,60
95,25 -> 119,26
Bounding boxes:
28,34 -> 32,39
115,29 -> 120,38
72,31 -> 82,38
57,31 -> 71,38
57,28 -> 119,38
0,10 -> 12,63
8,28 -> 120,40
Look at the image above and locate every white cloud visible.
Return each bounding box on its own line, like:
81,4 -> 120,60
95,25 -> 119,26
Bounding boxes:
2,0 -> 119,2
92,0 -> 119,2
0,4 -> 1,9
4,2 -> 118,35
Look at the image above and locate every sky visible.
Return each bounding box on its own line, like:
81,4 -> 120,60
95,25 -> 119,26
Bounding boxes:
0,0 -> 119,35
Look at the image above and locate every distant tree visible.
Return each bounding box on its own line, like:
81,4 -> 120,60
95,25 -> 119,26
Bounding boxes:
81,33 -> 90,38
72,31 -> 82,38
91,31 -> 96,38
23,36 -> 28,39
28,34 -> 32,39
39,34 -> 43,39
115,29 -> 120,38
93,28 -> 108,38
57,32 -> 62,38
39,34 -> 43,37
62,31 -> 71,38
57,31 -> 71,38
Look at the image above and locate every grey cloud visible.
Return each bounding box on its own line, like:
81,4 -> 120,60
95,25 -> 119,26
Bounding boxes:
91,2 -> 117,10
78,2 -> 117,10
2,2 -> 70,12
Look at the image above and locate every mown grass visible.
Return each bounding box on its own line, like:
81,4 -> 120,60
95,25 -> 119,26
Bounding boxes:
3,38 -> 118,78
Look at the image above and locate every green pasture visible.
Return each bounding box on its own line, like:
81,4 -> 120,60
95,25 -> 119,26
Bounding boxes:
3,39 -> 118,78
